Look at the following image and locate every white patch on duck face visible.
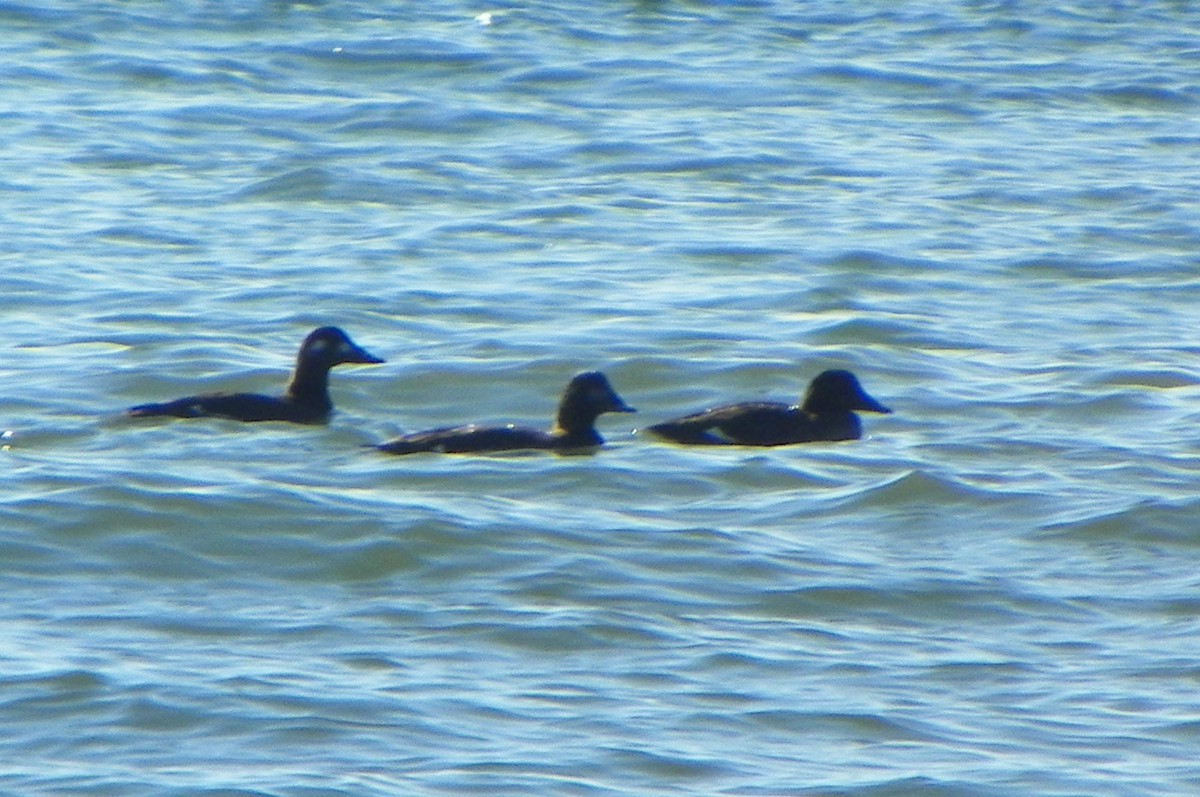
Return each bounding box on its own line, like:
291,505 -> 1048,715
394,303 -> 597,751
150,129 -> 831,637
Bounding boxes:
307,338 -> 330,355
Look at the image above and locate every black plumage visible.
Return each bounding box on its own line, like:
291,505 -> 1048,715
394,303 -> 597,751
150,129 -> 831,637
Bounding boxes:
645,369 -> 891,446
377,371 -> 634,455
127,326 -> 383,424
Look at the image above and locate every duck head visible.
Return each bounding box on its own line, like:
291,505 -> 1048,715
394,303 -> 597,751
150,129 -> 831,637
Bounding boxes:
298,326 -> 385,368
801,369 -> 891,415
556,371 -> 636,433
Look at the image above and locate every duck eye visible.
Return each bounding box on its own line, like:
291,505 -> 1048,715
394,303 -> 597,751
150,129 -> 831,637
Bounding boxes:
308,339 -> 329,354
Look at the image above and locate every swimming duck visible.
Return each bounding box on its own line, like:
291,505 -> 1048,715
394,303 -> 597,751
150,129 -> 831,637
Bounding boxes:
376,371 -> 635,454
127,326 -> 384,424
645,369 -> 891,446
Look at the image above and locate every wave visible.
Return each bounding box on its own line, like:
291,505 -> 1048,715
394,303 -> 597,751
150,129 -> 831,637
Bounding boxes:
1041,498 -> 1200,547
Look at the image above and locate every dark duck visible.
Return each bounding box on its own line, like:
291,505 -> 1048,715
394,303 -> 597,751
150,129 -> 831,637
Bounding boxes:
645,369 -> 891,446
376,371 -> 634,455
127,326 -> 384,424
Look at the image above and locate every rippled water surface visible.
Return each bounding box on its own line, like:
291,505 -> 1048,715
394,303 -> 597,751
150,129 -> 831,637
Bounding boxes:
3,2 -> 1200,795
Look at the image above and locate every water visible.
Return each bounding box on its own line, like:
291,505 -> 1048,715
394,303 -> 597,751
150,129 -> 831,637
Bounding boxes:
3,2 -> 1200,795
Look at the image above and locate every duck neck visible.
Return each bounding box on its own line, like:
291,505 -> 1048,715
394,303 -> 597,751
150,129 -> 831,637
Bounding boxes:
285,362 -> 333,412
554,406 -> 602,444
807,410 -> 861,442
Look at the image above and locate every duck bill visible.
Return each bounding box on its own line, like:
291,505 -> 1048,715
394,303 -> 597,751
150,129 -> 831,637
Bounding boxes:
858,393 -> 892,414
346,345 -> 385,365
610,395 -> 636,414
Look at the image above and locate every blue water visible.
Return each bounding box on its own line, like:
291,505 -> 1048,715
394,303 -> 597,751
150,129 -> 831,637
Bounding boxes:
3,3 -> 1200,795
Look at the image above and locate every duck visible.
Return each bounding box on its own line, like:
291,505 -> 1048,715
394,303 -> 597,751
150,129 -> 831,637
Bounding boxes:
644,369 -> 891,446
127,326 -> 384,424
376,371 -> 634,454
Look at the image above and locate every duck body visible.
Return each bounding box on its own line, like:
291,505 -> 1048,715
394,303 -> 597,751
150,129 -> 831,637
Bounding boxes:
646,369 -> 890,446
376,423 -> 594,454
127,326 -> 383,424
127,391 -> 332,424
377,371 -> 634,455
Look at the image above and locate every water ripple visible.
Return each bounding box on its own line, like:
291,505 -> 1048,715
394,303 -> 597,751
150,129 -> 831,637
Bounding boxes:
4,3 -> 1200,796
